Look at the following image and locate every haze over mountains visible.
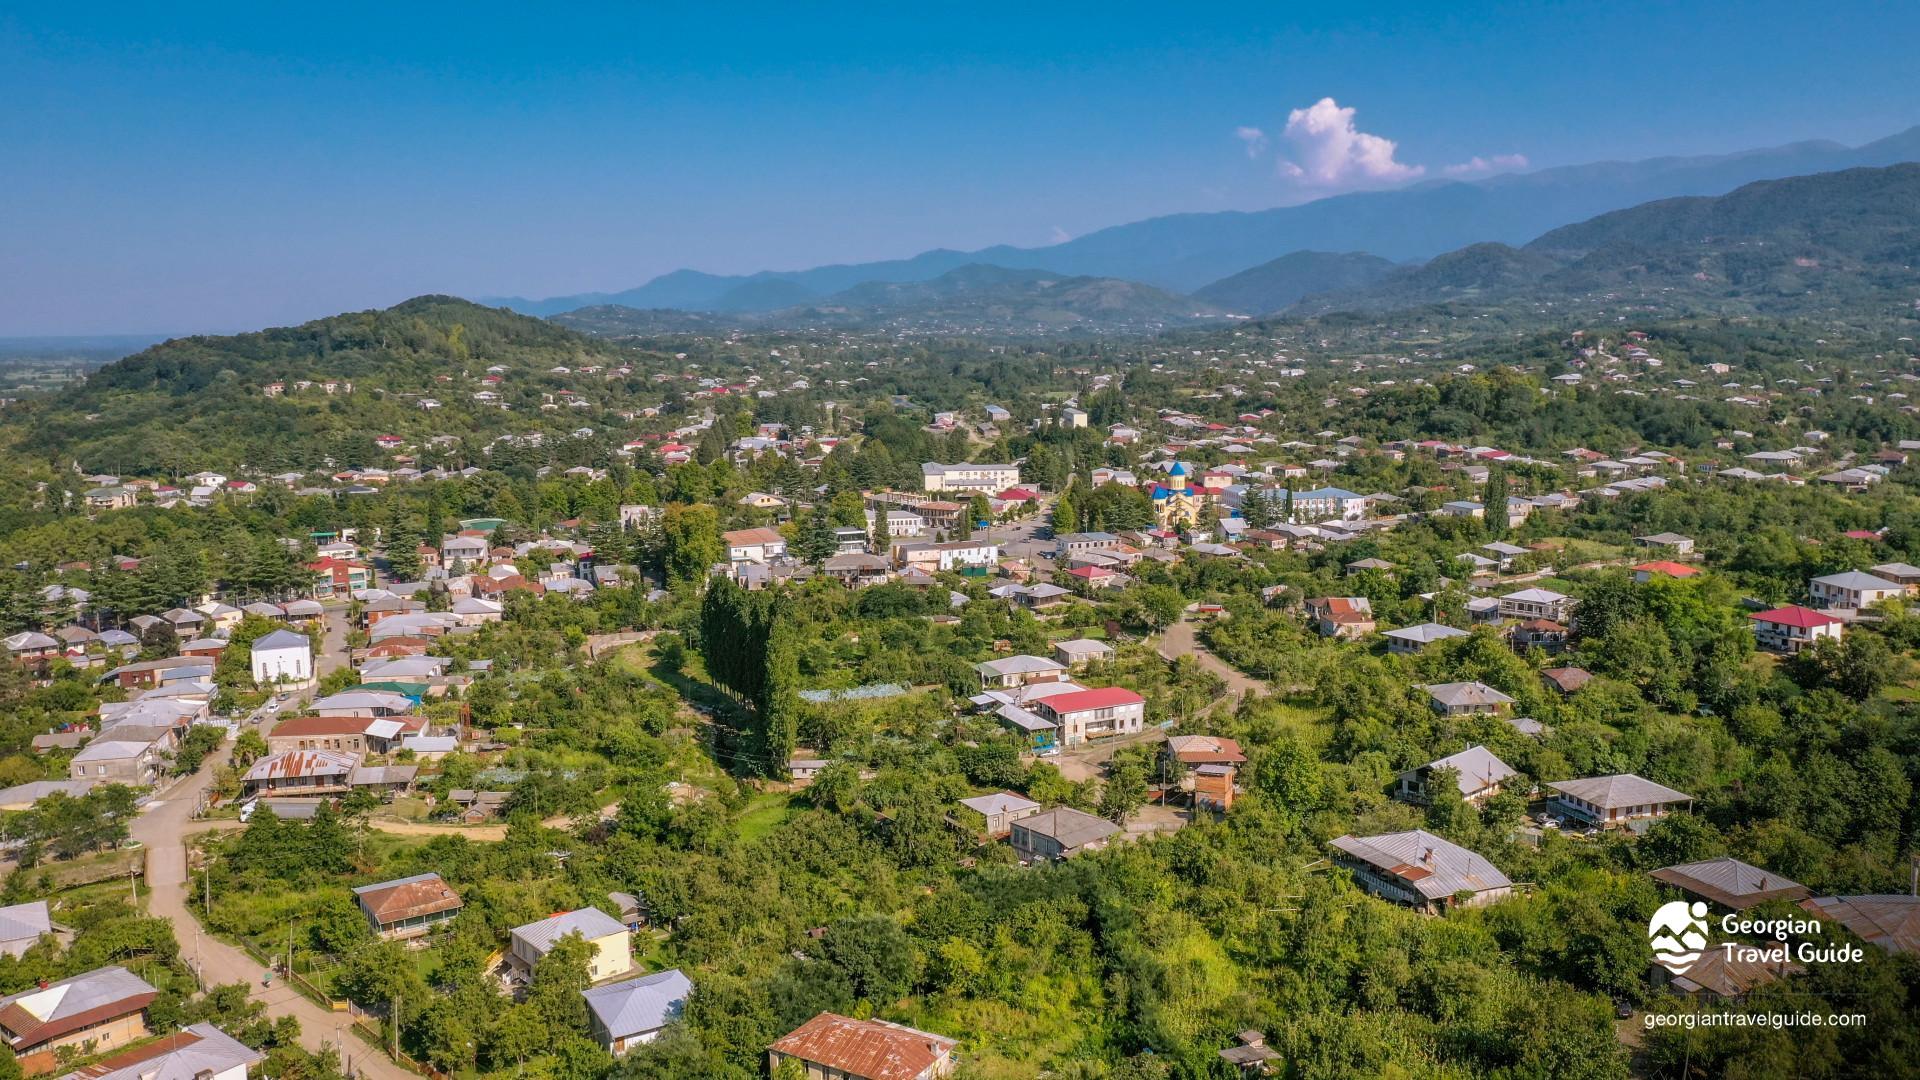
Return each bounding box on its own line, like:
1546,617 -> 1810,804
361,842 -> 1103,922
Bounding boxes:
486,126 -> 1920,322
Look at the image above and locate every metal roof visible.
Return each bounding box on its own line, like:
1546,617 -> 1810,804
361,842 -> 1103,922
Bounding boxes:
1650,857 -> 1808,910
580,969 -> 691,1039
511,908 -> 627,955
1329,830 -> 1512,900
1548,773 -> 1692,808
61,1022 -> 261,1080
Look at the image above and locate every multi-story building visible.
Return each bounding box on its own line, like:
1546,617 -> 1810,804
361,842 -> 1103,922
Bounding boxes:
920,462 -> 1020,494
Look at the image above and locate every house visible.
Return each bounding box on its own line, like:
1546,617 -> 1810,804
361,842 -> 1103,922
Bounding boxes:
1540,666 -> 1592,695
0,966 -> 157,1069
1871,562 -> 1920,591
1032,686 -> 1145,745
1497,588 -> 1575,623
1420,681 -> 1515,716
920,462 -> 1020,494
1748,606 -> 1843,655
68,738 -> 166,786
266,715 -> 421,755
1010,806 -> 1122,861
1508,618 -> 1569,654
0,902 -> 51,958
1382,622 -> 1468,654
1164,734 -> 1247,767
1481,541 -> 1530,570
83,486 -> 137,511
1649,857 -> 1809,911
582,969 -> 692,1055
248,629 -> 313,689
1635,532 -> 1696,556
974,654 -> 1067,690
1218,1030 -> 1281,1076
353,873 -> 463,940
1328,830 -> 1513,912
1395,746 -> 1516,807
311,690 -> 413,717
1547,774 -> 1693,829
956,791 -> 1041,838
57,1022 -> 261,1080
1808,570 -> 1906,610
1304,597 -> 1374,639
1798,894 -> 1920,955
241,749 -> 357,796
508,908 -> 633,982
896,540 -> 999,574
1633,561 -> 1700,583
1051,639 -> 1114,669
0,781 -> 93,813
767,1013 -> 957,1080
439,534 -> 490,567
1056,532 -> 1122,559
738,491 -> 789,511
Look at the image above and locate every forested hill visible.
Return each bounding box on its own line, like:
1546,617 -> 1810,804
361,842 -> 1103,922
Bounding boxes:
1189,250 -> 1397,315
555,264 -> 1226,336
2,296 -> 638,475
1292,164 -> 1920,319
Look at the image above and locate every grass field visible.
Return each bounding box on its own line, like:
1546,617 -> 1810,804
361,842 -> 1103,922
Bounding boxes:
734,792 -> 796,842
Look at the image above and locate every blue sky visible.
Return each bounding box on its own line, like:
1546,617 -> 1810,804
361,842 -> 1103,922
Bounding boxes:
2,1 -> 1916,334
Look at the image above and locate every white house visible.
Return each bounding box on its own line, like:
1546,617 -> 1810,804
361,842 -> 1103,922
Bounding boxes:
1808,570 -> 1907,610
1497,588 -> 1575,623
1032,686 -> 1145,745
248,629 -> 313,689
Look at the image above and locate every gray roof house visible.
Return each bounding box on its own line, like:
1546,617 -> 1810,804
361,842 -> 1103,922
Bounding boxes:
0,901 -> 52,958
1010,806 -> 1121,861
581,968 -> 692,1055
1396,746 -> 1517,807
1548,774 -> 1693,829
1420,681 -> 1516,716
1329,830 -> 1513,911
56,1022 -> 260,1080
1382,622 -> 1469,653
1650,857 -> 1810,911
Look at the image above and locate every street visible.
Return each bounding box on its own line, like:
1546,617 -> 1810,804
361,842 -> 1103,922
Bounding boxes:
129,601 -> 409,1080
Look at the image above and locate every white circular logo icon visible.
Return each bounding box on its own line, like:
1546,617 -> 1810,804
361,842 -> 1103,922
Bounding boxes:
1649,900 -> 1710,975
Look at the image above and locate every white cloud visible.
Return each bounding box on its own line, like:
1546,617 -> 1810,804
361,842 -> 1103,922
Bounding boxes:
1275,98 -> 1424,189
1047,225 -> 1072,244
1442,153 -> 1530,178
1233,126 -> 1268,159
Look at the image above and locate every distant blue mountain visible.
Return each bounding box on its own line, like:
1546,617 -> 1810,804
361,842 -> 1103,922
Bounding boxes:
480,125 -> 1920,315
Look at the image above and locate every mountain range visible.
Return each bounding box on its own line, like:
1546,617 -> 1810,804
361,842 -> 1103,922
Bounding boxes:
1294,163 -> 1920,317
485,126 -> 1920,318
540,164 -> 1920,334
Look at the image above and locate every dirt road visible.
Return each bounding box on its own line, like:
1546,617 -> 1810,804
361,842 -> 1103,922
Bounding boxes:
1155,619 -> 1266,698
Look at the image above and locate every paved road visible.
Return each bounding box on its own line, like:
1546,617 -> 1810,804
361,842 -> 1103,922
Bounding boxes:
134,767 -> 410,1080
317,605 -> 351,678
130,605 -> 407,1079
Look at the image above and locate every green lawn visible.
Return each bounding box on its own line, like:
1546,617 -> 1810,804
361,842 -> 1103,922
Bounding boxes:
734,792 -> 796,842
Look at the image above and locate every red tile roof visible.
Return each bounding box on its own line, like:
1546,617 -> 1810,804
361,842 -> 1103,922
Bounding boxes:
1037,687 -> 1143,714
1750,605 -> 1842,629
1634,560 -> 1700,577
